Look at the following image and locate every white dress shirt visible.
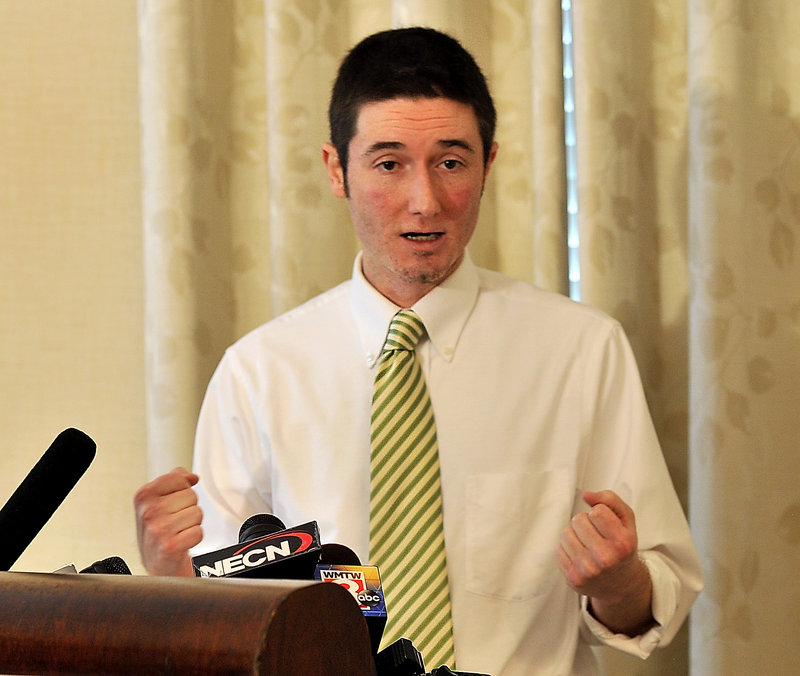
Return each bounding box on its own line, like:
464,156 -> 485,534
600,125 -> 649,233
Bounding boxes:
192,252 -> 702,676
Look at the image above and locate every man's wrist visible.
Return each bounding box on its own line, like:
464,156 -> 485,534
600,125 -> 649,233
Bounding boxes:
588,557 -> 654,636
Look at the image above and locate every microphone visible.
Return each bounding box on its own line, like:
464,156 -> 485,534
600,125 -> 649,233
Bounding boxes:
53,555 -> 133,575
318,542 -> 361,566
374,638 -> 426,675
191,516 -> 322,579
0,428 -> 96,571
374,640 -> 492,676
314,546 -> 387,655
238,513 -> 286,542
79,556 -> 132,575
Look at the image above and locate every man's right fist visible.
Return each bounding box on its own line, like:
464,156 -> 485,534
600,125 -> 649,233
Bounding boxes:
134,467 -> 203,577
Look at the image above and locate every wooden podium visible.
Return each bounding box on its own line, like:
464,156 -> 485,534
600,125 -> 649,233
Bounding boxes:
0,571 -> 376,675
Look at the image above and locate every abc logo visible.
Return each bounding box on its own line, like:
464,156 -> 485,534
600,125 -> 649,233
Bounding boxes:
357,589 -> 381,608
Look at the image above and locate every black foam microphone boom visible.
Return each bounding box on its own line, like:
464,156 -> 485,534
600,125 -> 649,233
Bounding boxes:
0,428 -> 96,571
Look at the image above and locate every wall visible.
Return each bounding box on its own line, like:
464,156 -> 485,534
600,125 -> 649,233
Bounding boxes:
0,0 -> 146,573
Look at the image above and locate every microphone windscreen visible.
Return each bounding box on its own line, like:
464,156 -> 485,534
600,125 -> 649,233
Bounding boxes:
238,513 -> 286,543
319,542 -> 361,566
0,428 -> 96,571
79,556 -> 132,575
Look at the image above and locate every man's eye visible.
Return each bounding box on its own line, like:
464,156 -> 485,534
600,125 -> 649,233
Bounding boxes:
378,161 -> 398,171
442,159 -> 461,170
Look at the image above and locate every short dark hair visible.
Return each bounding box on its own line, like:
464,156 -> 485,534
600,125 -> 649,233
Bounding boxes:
328,27 -> 496,184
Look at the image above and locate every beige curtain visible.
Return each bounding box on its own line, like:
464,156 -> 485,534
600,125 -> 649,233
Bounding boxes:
687,2 -> 800,674
138,0 -> 800,673
572,3 -> 692,671
572,1 -> 800,674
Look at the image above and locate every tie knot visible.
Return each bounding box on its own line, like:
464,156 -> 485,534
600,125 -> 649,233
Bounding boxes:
383,309 -> 425,352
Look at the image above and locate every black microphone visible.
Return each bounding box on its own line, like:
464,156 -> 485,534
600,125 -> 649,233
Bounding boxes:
0,428 -> 96,571
375,638 -> 426,675
191,516 -> 322,579
238,513 -> 286,542
374,640 -> 492,676
79,556 -> 132,575
314,544 -> 387,654
318,542 -> 361,566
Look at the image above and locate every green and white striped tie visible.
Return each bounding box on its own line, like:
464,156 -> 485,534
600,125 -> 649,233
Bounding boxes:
369,309 -> 455,668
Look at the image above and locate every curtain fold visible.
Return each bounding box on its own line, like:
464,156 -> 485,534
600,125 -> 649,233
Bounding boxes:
572,2 -> 691,672
138,0 -> 800,672
263,1 -> 360,315
572,0 -> 691,492
140,0 -> 236,474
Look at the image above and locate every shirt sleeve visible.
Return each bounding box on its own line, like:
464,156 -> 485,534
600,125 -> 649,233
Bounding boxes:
576,322 -> 703,658
578,553 -> 689,658
191,348 -> 273,554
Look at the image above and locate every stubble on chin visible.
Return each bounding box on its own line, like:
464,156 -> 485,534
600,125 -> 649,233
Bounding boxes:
399,252 -> 463,288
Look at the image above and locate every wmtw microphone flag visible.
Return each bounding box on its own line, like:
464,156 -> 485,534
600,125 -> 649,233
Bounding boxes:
315,563 -> 387,654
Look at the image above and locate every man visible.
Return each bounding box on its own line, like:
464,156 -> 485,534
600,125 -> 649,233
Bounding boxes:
135,27 -> 702,675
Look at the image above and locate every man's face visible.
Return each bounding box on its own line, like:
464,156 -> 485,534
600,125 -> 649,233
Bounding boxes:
323,97 -> 497,307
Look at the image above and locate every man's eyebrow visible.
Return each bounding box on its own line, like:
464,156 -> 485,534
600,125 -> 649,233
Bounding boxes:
440,139 -> 476,153
362,141 -> 405,157
362,139 -> 476,157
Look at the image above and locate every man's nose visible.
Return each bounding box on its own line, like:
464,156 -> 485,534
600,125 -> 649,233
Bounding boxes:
408,169 -> 441,217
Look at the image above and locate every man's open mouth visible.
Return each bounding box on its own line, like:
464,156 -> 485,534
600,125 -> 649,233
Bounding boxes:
402,232 -> 442,241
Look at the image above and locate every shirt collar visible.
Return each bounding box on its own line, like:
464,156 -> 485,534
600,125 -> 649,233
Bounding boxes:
349,251 -> 479,368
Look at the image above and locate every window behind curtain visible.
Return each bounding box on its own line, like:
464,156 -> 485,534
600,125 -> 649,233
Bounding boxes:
562,0 -> 580,301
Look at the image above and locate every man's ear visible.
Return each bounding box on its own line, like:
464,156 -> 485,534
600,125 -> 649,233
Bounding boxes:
485,141 -> 499,178
321,142 -> 347,199
480,141 -> 499,195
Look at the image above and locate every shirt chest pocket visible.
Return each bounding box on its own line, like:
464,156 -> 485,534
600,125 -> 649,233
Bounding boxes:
465,470 -> 573,601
